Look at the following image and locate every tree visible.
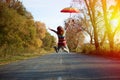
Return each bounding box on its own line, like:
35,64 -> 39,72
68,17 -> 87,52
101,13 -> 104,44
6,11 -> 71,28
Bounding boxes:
75,0 -> 107,49
65,18 -> 85,51
35,21 -> 47,39
101,0 -> 120,50
0,2 -> 42,56
42,32 -> 56,50
77,7 -> 94,44
1,0 -> 33,18
83,0 -> 100,49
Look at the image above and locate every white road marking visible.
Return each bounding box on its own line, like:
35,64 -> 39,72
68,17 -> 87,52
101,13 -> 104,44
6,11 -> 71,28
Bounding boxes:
57,76 -> 62,80
57,54 -> 63,80
60,59 -> 63,64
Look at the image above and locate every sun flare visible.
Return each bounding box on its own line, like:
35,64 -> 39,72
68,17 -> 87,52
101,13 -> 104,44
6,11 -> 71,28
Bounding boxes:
110,12 -> 120,29
111,19 -> 119,27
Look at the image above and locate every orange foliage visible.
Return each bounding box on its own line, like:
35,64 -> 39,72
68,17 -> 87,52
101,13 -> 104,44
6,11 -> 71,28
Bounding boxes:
65,18 -> 85,50
35,21 -> 47,39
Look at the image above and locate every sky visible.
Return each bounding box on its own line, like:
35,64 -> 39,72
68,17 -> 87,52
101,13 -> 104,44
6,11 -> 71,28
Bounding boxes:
20,0 -> 72,30
19,0 -> 90,42
19,0 -> 118,43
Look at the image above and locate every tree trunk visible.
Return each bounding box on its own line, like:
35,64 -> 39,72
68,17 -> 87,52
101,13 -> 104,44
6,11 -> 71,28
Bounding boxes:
101,0 -> 114,51
84,0 -> 99,49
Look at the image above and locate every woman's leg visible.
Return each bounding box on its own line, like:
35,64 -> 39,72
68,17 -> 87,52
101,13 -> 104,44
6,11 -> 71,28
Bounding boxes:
63,45 -> 69,53
53,46 -> 58,53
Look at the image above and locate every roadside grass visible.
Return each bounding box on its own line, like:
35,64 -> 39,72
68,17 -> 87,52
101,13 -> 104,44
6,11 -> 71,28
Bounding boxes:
0,53 -> 40,65
0,48 -> 54,65
76,44 -> 120,60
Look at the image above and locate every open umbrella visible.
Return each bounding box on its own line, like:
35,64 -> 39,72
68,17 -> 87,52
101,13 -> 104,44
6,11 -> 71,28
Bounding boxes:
60,6 -> 80,17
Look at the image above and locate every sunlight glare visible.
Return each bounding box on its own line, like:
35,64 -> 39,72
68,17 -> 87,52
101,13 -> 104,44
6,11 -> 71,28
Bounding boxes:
111,19 -> 118,27
110,11 -> 120,29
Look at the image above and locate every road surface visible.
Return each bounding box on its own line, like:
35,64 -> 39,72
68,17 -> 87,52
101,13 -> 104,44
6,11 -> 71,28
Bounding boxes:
0,52 -> 120,80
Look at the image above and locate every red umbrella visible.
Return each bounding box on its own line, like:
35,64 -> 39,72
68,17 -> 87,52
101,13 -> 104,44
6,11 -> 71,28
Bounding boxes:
60,6 -> 80,17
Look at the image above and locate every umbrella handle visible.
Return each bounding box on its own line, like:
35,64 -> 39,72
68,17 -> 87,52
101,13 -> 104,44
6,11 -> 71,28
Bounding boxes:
70,13 -> 71,17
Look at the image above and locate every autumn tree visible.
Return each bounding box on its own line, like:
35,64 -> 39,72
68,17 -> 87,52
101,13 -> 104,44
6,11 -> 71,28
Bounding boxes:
77,7 -> 94,44
0,1 -> 47,57
73,0 -> 107,49
42,32 -> 56,50
65,18 -> 85,51
83,0 -> 101,49
35,21 -> 47,39
100,0 -> 120,51
1,0 -> 33,18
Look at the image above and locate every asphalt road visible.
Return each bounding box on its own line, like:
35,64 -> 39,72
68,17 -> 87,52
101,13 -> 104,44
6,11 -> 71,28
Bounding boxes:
0,52 -> 120,80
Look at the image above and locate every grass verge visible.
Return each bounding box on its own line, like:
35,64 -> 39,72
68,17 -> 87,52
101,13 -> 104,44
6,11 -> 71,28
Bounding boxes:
0,49 -> 54,65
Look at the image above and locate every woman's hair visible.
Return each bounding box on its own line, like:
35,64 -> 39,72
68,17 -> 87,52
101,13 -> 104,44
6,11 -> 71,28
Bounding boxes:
57,26 -> 64,35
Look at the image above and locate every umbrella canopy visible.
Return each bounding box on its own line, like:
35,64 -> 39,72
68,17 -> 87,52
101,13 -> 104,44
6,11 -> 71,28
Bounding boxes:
60,6 -> 80,17
61,7 -> 80,13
